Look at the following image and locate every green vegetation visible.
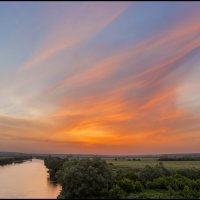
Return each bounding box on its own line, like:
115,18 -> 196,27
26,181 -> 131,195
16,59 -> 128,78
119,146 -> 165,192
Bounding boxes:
158,157 -> 200,161
0,156 -> 32,166
57,158 -> 114,199
44,157 -> 65,182
44,157 -> 200,199
104,157 -> 200,170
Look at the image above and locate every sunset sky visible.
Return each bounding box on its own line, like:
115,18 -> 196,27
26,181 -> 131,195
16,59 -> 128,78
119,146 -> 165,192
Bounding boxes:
0,2 -> 200,155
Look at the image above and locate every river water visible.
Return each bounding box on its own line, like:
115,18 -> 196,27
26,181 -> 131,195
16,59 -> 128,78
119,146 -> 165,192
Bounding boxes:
0,159 -> 61,199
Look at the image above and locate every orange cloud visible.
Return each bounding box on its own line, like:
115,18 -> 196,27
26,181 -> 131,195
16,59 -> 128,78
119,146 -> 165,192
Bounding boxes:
2,3 -> 200,154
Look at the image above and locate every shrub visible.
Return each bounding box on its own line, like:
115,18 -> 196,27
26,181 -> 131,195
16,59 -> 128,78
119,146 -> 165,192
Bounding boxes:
133,181 -> 144,192
139,163 -> 170,181
167,185 -> 175,197
182,186 -> 193,199
177,168 -> 200,180
125,171 -> 139,181
118,178 -> 134,193
108,185 -> 126,199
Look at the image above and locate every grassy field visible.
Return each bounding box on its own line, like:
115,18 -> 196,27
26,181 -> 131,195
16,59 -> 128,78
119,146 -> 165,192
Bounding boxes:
0,157 -> 8,160
104,158 -> 200,170
1,156 -> 200,170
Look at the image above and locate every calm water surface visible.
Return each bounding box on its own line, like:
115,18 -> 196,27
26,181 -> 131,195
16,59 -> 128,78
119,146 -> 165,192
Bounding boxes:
0,159 -> 61,199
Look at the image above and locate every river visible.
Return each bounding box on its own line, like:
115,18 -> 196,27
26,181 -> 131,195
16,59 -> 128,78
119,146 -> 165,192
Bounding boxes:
0,159 -> 61,199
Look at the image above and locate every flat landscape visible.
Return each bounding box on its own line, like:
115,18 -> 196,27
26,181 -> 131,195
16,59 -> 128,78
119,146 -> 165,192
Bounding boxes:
104,158 -> 200,170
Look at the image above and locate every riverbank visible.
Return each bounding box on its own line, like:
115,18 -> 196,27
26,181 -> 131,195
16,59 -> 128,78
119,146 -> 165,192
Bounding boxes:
0,156 -> 33,166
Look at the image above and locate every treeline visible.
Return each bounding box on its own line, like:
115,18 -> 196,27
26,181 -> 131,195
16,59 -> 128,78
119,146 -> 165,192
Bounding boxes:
44,157 -> 66,182
44,157 -> 200,199
0,156 -> 32,166
114,157 -> 141,161
158,157 -> 200,161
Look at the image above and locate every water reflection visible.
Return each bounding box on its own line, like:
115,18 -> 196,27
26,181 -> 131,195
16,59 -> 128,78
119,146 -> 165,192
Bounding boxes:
0,159 -> 61,199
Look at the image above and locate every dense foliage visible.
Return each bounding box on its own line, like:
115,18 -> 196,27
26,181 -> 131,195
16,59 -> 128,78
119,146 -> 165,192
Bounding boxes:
44,157 -> 65,182
57,158 -> 114,199
0,156 -> 32,166
139,162 -> 170,181
44,157 -> 200,199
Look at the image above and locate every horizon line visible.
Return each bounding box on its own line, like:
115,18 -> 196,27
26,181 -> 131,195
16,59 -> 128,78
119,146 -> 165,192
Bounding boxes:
1,151 -> 200,157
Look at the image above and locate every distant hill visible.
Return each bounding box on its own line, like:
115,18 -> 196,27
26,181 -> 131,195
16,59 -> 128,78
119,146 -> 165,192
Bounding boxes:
0,151 -> 200,159
0,152 -> 30,158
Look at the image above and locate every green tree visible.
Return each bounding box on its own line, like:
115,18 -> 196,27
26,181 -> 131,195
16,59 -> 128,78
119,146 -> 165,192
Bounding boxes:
118,178 -> 134,193
182,185 -> 193,199
57,158 -> 114,199
134,181 -> 144,192
139,163 -> 170,181
44,157 -> 63,182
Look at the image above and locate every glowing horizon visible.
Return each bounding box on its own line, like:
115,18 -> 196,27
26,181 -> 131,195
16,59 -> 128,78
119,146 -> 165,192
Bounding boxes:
0,2 -> 200,154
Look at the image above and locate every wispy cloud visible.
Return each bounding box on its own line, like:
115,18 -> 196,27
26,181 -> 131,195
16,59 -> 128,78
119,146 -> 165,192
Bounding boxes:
20,2 -> 131,71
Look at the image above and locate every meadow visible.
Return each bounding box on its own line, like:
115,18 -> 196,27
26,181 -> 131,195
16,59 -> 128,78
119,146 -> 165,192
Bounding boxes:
104,157 -> 200,170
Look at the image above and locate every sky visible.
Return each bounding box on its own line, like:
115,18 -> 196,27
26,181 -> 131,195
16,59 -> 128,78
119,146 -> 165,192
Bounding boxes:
0,2 -> 200,155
